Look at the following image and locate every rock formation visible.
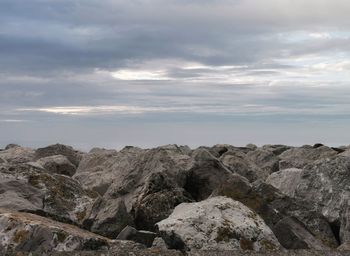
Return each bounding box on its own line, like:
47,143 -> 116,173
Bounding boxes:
0,142 -> 350,255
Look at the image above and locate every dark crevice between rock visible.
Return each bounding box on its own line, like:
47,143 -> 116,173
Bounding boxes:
330,220 -> 341,245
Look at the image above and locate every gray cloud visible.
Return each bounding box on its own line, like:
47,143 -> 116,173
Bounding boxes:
1,0 -> 350,148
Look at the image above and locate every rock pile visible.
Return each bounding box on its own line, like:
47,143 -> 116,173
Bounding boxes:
0,143 -> 349,255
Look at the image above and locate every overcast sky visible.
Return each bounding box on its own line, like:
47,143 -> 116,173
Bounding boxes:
1,0 -> 350,150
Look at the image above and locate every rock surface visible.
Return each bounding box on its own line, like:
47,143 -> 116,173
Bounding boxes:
156,196 -> 281,251
1,142 -> 350,255
266,168 -> 303,197
0,208 -> 139,254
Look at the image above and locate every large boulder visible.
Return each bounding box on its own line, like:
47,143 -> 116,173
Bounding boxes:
266,168 -> 303,197
156,196 -> 281,252
219,150 -> 263,182
211,176 -> 338,249
85,198 -> 134,238
279,146 -> 337,170
0,146 -> 35,164
34,155 -> 77,176
295,156 -> 350,224
0,163 -> 99,226
246,148 -> 280,179
76,145 -> 193,231
184,149 -> 236,201
35,144 -> 83,167
0,208 -> 144,254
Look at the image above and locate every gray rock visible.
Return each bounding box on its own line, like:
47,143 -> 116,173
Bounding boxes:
262,145 -> 291,156
77,145 -> 193,232
156,196 -> 281,251
184,148 -> 235,200
0,163 -> 99,226
87,198 -> 134,238
295,156 -> 350,224
152,237 -> 168,250
340,201 -> 350,244
212,177 -> 338,249
117,226 -> 156,247
35,155 -> 77,176
35,144 -> 83,167
273,217 -> 329,250
246,148 -> 280,179
0,146 -> 35,164
266,168 -> 303,197
0,208 -> 115,254
220,150 -> 263,182
279,146 -> 337,170
4,144 -> 20,150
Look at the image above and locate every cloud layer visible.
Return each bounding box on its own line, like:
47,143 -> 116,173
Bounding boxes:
1,0 -> 350,149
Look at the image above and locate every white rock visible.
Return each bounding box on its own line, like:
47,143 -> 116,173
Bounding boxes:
156,196 -> 280,251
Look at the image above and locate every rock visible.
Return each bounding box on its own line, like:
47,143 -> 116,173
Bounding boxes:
340,201 -> 350,244
184,149 -> 235,200
35,144 -> 83,167
0,163 -> 99,226
34,155 -> 77,176
273,217 -> 329,250
279,146 -> 337,170
73,148 -> 119,195
246,148 -> 280,179
266,168 -> 303,197
0,208 -> 115,254
156,196 -> 281,252
212,177 -> 338,249
4,144 -> 20,150
295,156 -> 350,224
220,150 -> 263,182
340,150 -> 350,157
152,237 -> 168,250
117,226 -> 156,247
132,175 -> 193,230
262,144 -> 291,156
246,144 -> 258,150
0,178 -> 44,212
86,198 -> 134,238
82,146 -> 193,231
0,146 -> 35,164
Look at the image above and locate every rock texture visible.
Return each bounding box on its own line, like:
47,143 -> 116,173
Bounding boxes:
156,196 -> 281,251
0,208 -> 141,254
1,142 -> 350,255
266,168 -> 303,197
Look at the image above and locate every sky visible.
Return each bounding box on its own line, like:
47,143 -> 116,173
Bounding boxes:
1,0 -> 350,150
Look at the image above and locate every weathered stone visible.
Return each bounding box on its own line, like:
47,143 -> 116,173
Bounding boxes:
266,168 -> 303,197
35,144 -> 83,167
156,196 -> 281,252
117,226 -> 156,247
212,177 -> 338,249
273,217 -> 329,250
262,145 -> 292,156
295,156 -> 350,224
246,148 -> 280,179
0,208 -> 114,254
279,146 -> 337,170
220,150 -> 263,182
152,237 -> 168,250
34,155 -> 76,176
0,163 -> 99,226
86,198 -> 134,239
184,149 -> 235,201
0,146 -> 35,164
